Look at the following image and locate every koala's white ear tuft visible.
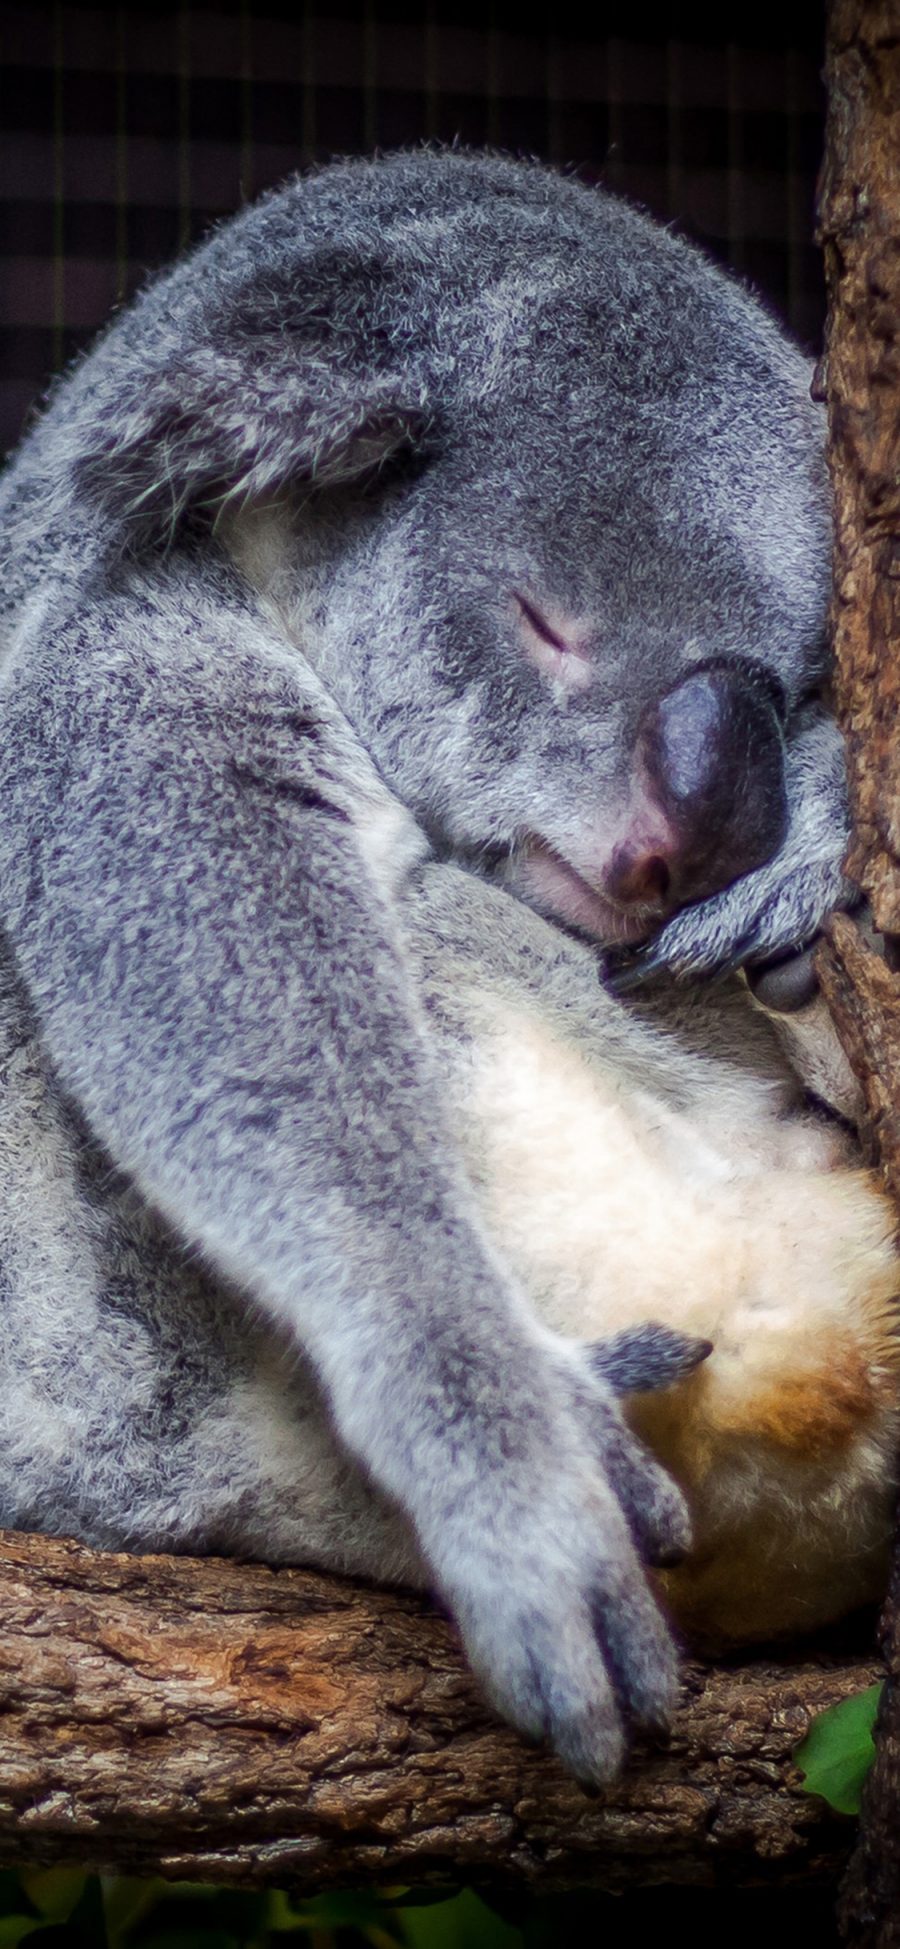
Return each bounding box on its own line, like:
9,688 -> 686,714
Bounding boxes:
73,343 -> 434,553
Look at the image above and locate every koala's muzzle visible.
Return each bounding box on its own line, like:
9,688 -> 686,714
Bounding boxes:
608,665 -> 788,917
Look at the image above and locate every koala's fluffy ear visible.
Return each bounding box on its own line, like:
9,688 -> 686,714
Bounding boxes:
74,339 -> 434,551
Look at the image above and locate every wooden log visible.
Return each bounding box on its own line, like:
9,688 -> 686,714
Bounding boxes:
0,1528 -> 875,1894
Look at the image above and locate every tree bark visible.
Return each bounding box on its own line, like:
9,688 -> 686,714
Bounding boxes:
817,4 -> 900,1944
0,1528 -> 876,1895
819,1 -> 900,972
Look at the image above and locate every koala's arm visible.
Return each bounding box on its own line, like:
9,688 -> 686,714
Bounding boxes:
621,702 -> 852,979
0,559 -> 687,1785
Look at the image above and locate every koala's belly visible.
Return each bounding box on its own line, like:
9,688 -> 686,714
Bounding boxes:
453,998 -> 900,1646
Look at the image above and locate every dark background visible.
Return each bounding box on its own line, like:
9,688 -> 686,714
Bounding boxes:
2,1 -> 827,458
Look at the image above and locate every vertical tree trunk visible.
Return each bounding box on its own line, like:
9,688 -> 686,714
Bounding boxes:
817,5 -> 900,1943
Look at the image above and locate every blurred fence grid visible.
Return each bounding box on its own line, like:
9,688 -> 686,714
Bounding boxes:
0,2 -> 825,458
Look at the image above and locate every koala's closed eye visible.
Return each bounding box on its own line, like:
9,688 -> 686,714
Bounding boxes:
513,593 -> 594,689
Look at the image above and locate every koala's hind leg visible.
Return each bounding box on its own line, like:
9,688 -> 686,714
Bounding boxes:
632,1161 -> 900,1648
410,865 -> 900,1648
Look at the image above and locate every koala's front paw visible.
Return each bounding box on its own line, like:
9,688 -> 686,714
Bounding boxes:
608,700 -> 853,985
643,849 -> 853,979
610,842 -> 853,989
425,1350 -> 688,1784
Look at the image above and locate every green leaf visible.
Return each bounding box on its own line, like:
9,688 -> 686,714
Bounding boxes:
66,1874 -> 108,1947
100,1877 -> 167,1947
0,1917 -> 47,1946
18,1873 -> 88,1924
795,1681 -> 883,1815
397,1889 -> 523,1949
0,1879 -> 39,1925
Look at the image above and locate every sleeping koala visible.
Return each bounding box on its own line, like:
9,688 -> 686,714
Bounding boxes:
0,150 -> 856,1783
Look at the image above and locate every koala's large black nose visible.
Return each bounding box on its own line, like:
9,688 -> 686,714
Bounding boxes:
608,665 -> 788,915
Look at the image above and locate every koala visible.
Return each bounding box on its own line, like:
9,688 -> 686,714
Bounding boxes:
0,151 -> 857,1783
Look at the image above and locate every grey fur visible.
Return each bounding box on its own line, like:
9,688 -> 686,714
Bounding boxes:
0,151 -> 847,1782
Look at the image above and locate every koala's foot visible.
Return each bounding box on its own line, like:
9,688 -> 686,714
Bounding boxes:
590,1321 -> 713,1397
421,1341 -> 690,1785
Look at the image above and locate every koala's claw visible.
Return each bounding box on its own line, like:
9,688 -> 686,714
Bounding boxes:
589,1322 -> 713,1395
607,860 -> 852,988
598,1418 -> 693,1568
431,1345 -> 687,1783
584,1326 -> 704,1565
451,1537 -> 680,1786
603,946 -> 669,994
562,1343 -> 694,1568
589,1580 -> 682,1735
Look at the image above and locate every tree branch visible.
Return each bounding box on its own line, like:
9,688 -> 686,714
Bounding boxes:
0,1529 -> 875,1894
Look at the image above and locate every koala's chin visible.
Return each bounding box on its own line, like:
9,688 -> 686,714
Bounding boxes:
503,841 -> 662,949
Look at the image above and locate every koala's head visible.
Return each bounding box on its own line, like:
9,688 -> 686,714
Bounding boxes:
71,150 -> 831,950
